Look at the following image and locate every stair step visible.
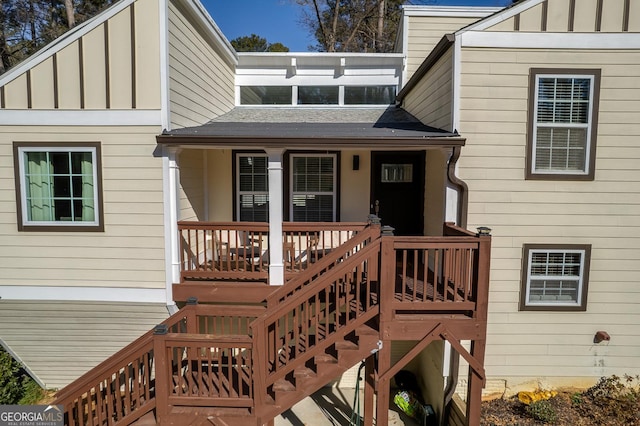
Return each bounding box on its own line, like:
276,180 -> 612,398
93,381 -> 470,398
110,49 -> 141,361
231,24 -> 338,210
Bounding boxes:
335,340 -> 359,351
356,324 -> 379,336
294,366 -> 317,379
208,416 -> 255,426
315,353 -> 338,364
129,411 -> 156,426
273,378 -> 296,392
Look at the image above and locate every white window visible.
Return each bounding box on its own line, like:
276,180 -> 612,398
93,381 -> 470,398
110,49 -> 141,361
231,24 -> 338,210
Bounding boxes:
14,143 -> 102,231
236,154 -> 269,222
528,69 -> 600,180
290,154 -> 336,222
520,244 -> 591,311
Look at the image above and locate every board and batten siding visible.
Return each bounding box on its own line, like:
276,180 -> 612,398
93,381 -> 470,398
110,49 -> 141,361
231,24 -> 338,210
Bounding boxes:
457,47 -> 640,391
405,15 -> 480,79
0,126 -> 166,289
402,47 -> 454,131
0,0 -> 161,111
0,301 -> 168,389
168,0 -> 235,129
486,0 -> 639,33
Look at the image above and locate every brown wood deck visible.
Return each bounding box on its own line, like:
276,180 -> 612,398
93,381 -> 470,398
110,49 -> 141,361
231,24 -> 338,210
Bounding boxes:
54,221 -> 490,426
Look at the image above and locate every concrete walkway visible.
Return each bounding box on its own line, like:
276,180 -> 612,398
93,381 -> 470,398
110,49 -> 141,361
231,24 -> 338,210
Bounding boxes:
275,387 -> 421,425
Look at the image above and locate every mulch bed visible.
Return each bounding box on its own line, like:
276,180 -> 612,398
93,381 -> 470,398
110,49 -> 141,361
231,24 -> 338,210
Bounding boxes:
481,390 -> 640,426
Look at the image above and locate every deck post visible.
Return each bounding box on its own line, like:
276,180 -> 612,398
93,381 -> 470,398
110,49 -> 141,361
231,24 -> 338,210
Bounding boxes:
467,230 -> 491,425
153,325 -> 169,424
376,340 -> 391,426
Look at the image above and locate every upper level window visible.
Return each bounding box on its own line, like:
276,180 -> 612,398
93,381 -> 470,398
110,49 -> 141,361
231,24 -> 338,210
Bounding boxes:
526,69 -> 600,180
520,244 -> 591,311
345,85 -> 395,105
290,154 -> 336,222
240,86 -> 292,105
14,143 -> 103,231
298,86 -> 339,105
236,154 -> 269,222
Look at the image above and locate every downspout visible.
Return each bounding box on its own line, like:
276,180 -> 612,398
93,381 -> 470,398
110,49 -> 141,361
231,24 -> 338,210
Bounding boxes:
442,343 -> 460,426
446,146 -> 468,229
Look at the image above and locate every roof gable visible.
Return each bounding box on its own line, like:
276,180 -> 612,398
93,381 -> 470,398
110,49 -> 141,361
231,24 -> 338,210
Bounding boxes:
0,0 -> 136,89
460,0 -> 637,34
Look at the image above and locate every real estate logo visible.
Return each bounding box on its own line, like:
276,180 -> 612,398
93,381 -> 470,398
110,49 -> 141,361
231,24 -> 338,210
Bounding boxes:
0,405 -> 63,426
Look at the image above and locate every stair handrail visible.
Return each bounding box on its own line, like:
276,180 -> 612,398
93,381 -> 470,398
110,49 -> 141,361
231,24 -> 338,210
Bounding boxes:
267,224 -> 381,306
251,239 -> 381,391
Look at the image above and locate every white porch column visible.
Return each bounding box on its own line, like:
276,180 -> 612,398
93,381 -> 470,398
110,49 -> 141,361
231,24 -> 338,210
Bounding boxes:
266,149 -> 285,286
163,146 -> 181,312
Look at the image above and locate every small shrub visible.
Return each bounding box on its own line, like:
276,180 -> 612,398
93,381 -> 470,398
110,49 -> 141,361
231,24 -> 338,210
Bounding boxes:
579,374 -> 640,424
525,399 -> 558,423
0,347 -> 45,405
0,348 -> 23,404
570,392 -> 583,406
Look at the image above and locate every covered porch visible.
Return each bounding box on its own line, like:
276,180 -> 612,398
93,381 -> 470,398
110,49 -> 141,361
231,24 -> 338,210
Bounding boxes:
157,106 -> 469,292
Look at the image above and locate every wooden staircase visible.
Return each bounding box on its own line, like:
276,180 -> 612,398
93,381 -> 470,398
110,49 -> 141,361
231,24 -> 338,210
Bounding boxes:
52,222 -> 492,426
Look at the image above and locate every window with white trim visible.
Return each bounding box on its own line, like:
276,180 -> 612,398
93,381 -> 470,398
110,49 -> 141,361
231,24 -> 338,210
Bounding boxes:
14,143 -> 103,231
236,154 -> 269,222
290,154 -> 336,222
520,244 -> 591,311
527,69 -> 600,180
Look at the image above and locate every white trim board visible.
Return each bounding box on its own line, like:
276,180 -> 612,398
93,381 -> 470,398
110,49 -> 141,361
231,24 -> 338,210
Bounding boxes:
460,32 -> 640,49
459,0 -> 543,32
402,5 -> 502,18
0,109 -> 162,126
0,286 -> 166,303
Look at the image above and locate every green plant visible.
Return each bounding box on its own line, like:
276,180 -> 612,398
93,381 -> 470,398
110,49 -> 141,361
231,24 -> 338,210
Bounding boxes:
525,399 -> 558,423
0,348 -> 24,404
0,347 -> 44,405
570,392 -> 583,406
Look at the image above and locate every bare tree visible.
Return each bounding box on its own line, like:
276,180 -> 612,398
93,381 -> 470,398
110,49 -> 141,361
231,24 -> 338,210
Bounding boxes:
296,0 -> 403,52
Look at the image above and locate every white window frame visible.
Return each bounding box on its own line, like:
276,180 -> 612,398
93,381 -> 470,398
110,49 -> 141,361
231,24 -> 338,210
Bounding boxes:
521,244 -> 591,311
235,153 -> 269,222
289,153 -> 337,222
527,69 -> 601,180
16,145 -> 101,230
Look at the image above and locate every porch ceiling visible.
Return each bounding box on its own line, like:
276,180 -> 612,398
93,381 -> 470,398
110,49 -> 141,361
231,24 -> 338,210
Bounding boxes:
157,106 -> 465,149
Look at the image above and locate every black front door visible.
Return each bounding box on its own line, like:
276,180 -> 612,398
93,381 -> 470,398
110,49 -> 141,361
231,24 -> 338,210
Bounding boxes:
371,151 -> 425,236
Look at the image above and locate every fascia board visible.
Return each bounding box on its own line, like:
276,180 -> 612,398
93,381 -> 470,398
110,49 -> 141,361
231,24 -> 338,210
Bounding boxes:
457,0 -> 544,33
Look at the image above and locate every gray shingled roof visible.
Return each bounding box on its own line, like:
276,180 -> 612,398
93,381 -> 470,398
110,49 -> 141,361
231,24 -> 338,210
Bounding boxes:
157,107 -> 464,148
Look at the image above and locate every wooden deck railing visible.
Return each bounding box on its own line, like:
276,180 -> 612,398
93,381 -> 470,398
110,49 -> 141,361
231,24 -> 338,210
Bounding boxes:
178,221 -> 367,282
54,222 -> 491,425
380,223 -> 491,317
250,240 -> 381,404
52,304 -> 264,426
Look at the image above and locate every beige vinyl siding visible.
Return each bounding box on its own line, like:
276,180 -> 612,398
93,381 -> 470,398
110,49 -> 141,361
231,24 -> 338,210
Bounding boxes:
403,47 -> 454,131
340,150 -> 370,222
0,0 -> 160,111
168,0 -> 235,129
406,15 -> 478,80
0,125 -> 166,289
179,149 -> 206,221
0,301 -> 168,389
206,150 -> 233,221
458,47 -> 640,388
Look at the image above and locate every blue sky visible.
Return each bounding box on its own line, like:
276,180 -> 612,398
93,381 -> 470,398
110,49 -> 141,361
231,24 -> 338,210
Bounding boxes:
203,0 -> 513,51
